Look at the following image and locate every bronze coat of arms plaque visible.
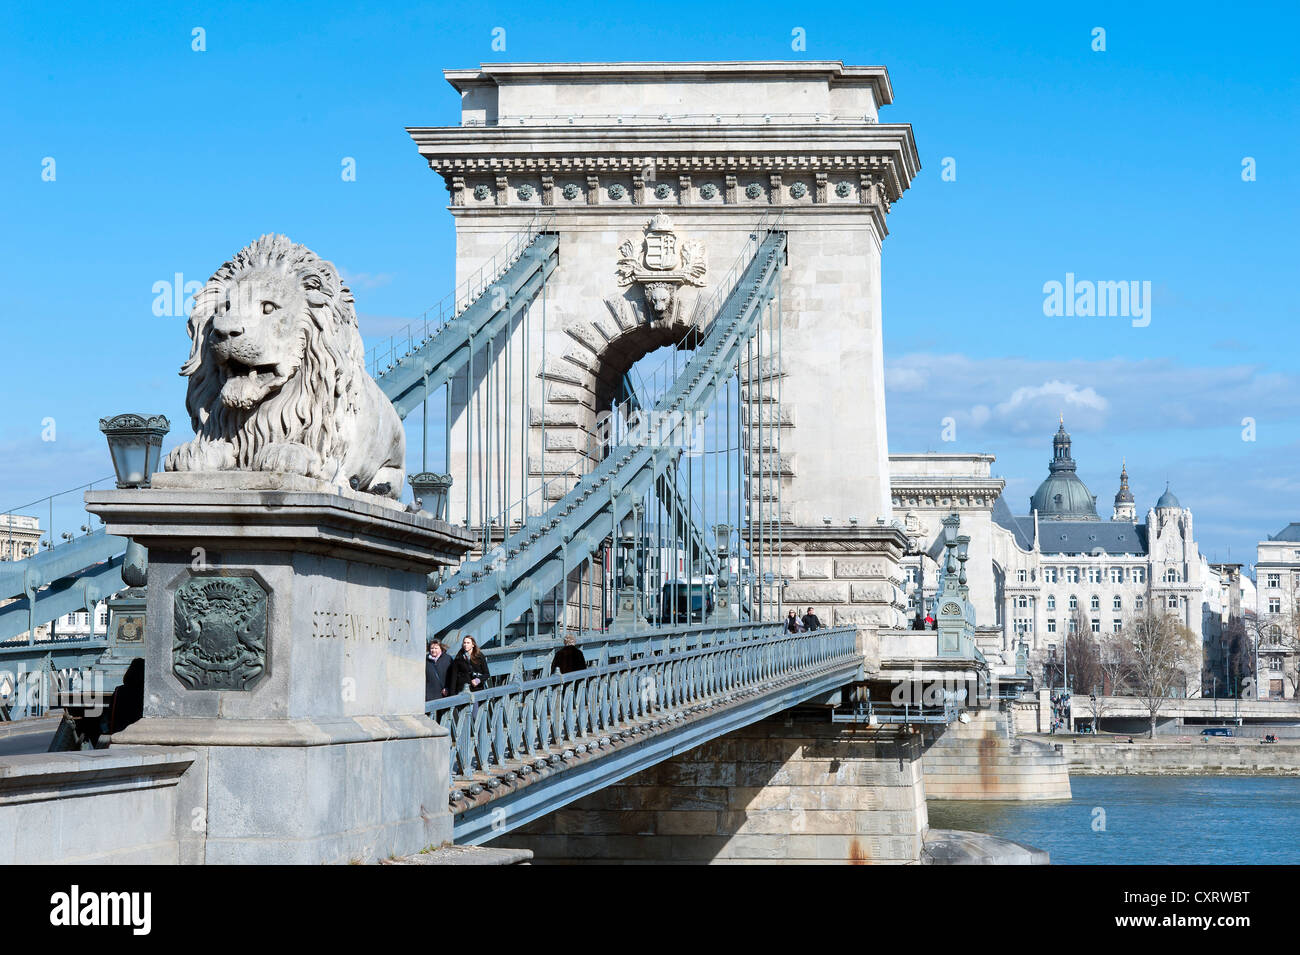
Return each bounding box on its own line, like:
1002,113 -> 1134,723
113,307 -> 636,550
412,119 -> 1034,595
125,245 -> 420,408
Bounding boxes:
172,576 -> 269,691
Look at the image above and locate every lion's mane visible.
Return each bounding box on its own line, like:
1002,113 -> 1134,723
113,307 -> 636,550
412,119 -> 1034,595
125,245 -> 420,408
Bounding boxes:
168,233 -> 377,483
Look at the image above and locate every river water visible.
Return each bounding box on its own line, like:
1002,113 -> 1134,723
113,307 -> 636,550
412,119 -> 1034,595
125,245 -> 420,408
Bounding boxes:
927,776 -> 1300,864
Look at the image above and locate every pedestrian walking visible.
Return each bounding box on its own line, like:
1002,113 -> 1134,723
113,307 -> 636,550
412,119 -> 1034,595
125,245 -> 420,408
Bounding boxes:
425,639 -> 451,701
551,634 -> 588,675
447,635 -> 491,695
801,606 -> 821,631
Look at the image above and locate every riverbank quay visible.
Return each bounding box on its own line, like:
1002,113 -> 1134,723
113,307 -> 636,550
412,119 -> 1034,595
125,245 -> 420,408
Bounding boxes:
1029,734 -> 1300,776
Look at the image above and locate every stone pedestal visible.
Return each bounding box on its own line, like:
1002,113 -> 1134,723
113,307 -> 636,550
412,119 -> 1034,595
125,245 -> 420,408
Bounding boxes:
86,472 -> 472,864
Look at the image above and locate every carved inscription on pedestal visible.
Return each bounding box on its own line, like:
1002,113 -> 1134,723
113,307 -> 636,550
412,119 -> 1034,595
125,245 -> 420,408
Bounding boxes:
311,610 -> 411,644
173,576 -> 268,691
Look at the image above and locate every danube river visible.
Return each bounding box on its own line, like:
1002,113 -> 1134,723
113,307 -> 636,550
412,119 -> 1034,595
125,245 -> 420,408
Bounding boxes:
927,776 -> 1300,864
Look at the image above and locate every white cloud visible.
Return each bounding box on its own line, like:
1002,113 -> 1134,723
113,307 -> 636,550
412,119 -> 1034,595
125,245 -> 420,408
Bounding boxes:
884,352 -> 1300,571
996,379 -> 1108,416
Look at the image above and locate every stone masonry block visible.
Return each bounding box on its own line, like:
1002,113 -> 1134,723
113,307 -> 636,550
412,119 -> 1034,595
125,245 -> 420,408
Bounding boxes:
797,557 -> 831,579
834,558 -> 892,579
783,582 -> 849,605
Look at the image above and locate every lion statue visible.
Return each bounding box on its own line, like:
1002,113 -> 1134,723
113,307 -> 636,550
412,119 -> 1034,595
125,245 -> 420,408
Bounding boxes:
163,234 -> 405,498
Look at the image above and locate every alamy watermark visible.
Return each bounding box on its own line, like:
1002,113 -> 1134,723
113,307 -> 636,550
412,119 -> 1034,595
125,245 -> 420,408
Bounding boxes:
1042,273 -> 1151,327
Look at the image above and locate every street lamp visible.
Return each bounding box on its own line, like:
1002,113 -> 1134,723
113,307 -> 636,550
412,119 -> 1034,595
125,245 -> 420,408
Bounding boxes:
609,504 -> 644,632
408,472 -> 453,521
99,414 -> 170,489
713,523 -> 735,619
99,414 -> 169,587
955,534 -> 971,587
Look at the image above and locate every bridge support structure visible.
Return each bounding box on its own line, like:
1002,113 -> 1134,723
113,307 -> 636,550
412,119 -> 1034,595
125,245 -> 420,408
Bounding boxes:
499,712 -> 930,864
85,472 -> 472,864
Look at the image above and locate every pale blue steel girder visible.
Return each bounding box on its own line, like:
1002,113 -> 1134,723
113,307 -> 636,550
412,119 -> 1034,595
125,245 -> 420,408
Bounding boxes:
0,552 -> 125,643
427,229 -> 787,646
374,231 -> 559,419
0,528 -> 125,602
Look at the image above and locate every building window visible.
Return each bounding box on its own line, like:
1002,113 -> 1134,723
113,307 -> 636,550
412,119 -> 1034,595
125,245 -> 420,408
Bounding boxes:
1090,595 -> 1100,611
1044,567 -> 1058,583
1068,618 -> 1078,634
1069,595 -> 1078,610
1047,618 -> 1057,633
1110,567 -> 1123,583
1135,595 -> 1145,610
1047,595 -> 1056,611
1112,618 -> 1123,633
1267,574 -> 1281,588
1087,567 -> 1102,584
1016,569 -> 1027,583
1269,598 -> 1282,614
1167,595 -> 1179,610
1016,595 -> 1029,609
1133,568 -> 1146,584
1113,595 -> 1122,610
1067,568 -> 1080,584
1091,618 -> 1101,634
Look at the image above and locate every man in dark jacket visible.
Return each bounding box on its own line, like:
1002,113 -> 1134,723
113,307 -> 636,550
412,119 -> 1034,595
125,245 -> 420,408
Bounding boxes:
801,607 -> 822,631
551,634 -> 587,675
425,640 -> 451,701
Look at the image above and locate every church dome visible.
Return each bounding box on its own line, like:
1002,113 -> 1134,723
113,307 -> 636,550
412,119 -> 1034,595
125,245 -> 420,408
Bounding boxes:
1029,420 -> 1099,520
1156,484 -> 1180,508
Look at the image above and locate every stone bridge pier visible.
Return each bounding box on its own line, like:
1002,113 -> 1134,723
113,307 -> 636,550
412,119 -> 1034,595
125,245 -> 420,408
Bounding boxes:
500,712 -> 930,864
410,59 -> 920,649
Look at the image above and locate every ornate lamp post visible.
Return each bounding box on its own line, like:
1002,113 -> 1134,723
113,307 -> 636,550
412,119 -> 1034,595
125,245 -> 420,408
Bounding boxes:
99,414 -> 169,587
935,514 -> 976,659
99,414 -> 169,490
409,472 -> 453,521
713,523 -> 736,620
609,504 -> 643,632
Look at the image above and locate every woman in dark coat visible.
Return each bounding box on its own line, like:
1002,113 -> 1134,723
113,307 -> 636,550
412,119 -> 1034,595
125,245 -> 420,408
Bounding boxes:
446,635 -> 491,695
425,640 -> 451,701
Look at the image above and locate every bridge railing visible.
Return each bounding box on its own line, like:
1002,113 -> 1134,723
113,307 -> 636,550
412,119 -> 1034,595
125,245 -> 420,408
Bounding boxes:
428,623 -> 859,784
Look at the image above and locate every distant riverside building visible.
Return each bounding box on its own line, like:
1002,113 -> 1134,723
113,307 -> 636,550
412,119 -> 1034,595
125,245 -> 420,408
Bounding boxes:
1205,562 -> 1259,698
1254,523 -> 1300,699
0,514 -> 41,561
893,421 -> 1209,694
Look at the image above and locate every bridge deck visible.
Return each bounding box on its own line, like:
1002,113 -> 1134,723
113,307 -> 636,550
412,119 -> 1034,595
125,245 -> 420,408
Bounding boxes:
429,622 -> 860,844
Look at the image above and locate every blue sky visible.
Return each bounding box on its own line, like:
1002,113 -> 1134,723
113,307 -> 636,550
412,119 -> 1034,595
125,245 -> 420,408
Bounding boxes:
2,0 -> 1296,571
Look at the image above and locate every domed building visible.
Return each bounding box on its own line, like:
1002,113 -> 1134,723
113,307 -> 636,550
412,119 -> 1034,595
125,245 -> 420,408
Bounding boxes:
890,420 -> 1211,696
1028,420 -> 1099,520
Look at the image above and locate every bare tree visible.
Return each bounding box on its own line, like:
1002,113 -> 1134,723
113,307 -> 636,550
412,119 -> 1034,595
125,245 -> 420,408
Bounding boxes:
1098,630 -> 1133,696
1065,620 -> 1104,697
1120,610 -> 1200,738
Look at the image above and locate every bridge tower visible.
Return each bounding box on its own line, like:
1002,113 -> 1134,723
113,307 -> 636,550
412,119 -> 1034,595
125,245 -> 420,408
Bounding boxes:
408,60 -> 919,648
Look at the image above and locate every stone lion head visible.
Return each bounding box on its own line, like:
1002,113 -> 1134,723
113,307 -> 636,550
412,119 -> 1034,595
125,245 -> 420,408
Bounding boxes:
163,234 -> 405,497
